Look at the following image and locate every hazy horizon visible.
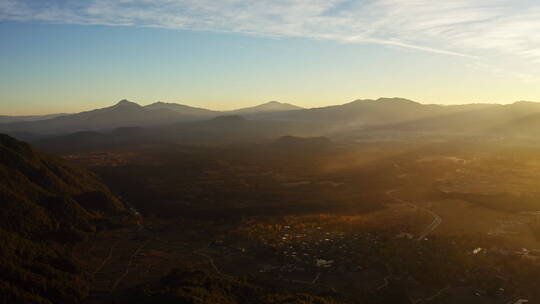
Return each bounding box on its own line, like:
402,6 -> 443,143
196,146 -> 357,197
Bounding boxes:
2,96 -> 539,116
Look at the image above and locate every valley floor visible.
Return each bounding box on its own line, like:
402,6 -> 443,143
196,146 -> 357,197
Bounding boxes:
65,139 -> 540,303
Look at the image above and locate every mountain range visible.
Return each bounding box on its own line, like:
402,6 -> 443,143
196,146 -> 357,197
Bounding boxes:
0,100 -> 304,135
2,97 -> 540,142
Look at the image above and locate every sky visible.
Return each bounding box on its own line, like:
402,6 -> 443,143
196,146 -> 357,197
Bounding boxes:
1,0 -> 540,115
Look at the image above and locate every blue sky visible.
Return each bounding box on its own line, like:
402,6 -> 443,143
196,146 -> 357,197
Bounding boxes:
1,0 -> 540,114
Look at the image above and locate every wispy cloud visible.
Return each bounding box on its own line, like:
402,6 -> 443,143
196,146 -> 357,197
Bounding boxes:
2,0 -> 540,64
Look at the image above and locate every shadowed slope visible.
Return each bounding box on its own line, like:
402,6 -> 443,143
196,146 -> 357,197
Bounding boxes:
0,134 -> 128,304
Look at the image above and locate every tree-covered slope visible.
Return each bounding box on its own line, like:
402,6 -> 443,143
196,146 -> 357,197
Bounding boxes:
121,267 -> 345,304
0,133 -> 128,303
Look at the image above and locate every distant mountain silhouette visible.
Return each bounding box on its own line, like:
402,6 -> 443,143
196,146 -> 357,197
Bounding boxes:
229,101 -> 303,114
146,100 -> 303,116
0,100 -> 306,136
366,101 -> 540,136
0,113 -> 68,123
4,98 -> 540,139
0,99 -> 195,135
250,98 -> 494,127
145,101 -> 219,117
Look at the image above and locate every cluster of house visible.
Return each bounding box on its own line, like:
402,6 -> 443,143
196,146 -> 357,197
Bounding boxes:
235,224 -> 380,276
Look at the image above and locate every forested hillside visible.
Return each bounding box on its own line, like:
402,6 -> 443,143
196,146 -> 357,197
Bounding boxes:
0,134 -> 128,303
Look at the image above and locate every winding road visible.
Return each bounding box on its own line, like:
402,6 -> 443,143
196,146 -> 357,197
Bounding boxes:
390,162 -> 442,241
386,189 -> 442,241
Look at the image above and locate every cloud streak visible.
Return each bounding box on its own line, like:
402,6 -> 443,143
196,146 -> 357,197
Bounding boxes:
2,0 -> 540,63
